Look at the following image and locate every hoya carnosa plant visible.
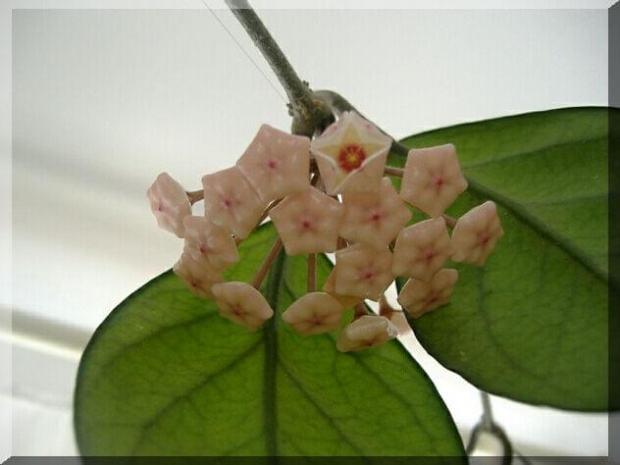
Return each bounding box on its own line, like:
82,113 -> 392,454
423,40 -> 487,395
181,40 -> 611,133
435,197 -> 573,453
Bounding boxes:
146,112 -> 504,349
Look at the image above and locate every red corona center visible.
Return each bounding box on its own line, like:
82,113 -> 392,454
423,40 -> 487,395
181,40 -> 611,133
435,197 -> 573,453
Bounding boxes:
338,143 -> 367,172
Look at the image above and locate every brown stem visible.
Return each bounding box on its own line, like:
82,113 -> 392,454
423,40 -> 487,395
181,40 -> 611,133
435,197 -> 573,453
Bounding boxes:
186,189 -> 204,205
251,237 -> 283,289
442,214 -> 457,229
383,166 -> 405,177
307,253 -> 316,293
353,303 -> 368,319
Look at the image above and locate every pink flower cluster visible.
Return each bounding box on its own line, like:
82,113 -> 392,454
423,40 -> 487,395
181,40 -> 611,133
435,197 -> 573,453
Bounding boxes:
147,112 -> 503,352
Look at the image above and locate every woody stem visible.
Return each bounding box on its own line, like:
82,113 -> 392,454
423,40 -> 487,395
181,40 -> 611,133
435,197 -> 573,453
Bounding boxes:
251,237 -> 283,289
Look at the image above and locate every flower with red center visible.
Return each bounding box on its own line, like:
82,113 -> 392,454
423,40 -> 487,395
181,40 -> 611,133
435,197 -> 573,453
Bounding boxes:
397,268 -> 459,319
282,292 -> 344,336
173,253 -> 223,299
202,166 -> 266,240
340,177 -> 412,250
211,281 -> 274,331
310,111 -> 392,195
392,217 -> 453,281
147,172 -> 192,238
236,124 -> 310,202
182,216 -> 240,270
336,315 -> 398,352
333,243 -> 394,301
451,201 -> 504,266
399,144 -> 468,217
269,187 -> 343,255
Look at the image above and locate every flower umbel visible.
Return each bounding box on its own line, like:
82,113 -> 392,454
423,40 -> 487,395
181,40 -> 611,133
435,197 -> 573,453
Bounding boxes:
148,112 -> 503,350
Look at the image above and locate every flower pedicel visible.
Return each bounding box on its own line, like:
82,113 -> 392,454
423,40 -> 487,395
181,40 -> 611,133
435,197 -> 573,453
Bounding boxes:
147,111 -> 504,352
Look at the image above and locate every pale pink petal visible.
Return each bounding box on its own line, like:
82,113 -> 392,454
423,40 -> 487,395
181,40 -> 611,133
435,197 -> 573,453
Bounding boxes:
311,111 -> 391,195
400,144 -> 468,217
392,217 -> 453,281
202,167 -> 266,240
282,292 -> 344,336
334,243 -> 394,301
147,173 -> 191,238
452,201 -> 504,266
269,187 -> 343,255
237,124 -> 310,202
182,216 -> 239,270
173,253 -> 223,299
212,281 -> 274,331
336,315 -> 398,352
341,177 -> 412,249
397,269 -> 459,318
322,268 -> 364,309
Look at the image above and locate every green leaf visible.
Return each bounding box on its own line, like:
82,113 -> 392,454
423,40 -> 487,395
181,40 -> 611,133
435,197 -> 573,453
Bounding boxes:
75,224 -> 465,457
392,107 -> 613,411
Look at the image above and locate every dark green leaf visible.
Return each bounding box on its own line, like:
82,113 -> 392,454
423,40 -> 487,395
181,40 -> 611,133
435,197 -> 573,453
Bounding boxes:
392,107 -> 613,411
75,224 -> 465,457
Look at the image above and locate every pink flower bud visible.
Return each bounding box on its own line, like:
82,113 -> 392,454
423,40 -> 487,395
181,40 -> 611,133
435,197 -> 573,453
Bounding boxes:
147,173 -> 191,238
340,177 -> 412,250
336,315 -> 398,352
269,187 -> 343,255
451,201 -> 504,266
398,269 -> 459,319
392,217 -> 453,281
333,243 -> 394,301
400,144 -> 468,217
211,282 -> 274,331
237,125 -> 310,203
202,167 -> 267,240
282,292 -> 344,336
173,253 -> 223,299
182,216 -> 239,270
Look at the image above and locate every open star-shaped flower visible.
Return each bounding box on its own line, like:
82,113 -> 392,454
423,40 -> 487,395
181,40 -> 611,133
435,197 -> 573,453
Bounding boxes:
400,144 -> 468,217
340,177 -> 412,250
173,253 -> 223,299
237,124 -> 310,202
336,315 -> 398,352
310,111 -> 391,195
451,200 -> 504,266
269,186 -> 343,255
212,281 -> 274,331
202,167 -> 266,240
182,216 -> 239,270
397,268 -> 459,319
147,173 -> 191,238
333,243 -> 393,301
392,217 -> 453,281
282,292 -> 344,336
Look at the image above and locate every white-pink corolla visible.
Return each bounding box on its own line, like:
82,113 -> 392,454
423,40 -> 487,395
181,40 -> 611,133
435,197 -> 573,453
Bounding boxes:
310,111 -> 391,195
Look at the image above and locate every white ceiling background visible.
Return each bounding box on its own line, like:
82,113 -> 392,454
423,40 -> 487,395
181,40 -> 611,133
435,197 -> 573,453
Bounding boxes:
2,0 -> 613,459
